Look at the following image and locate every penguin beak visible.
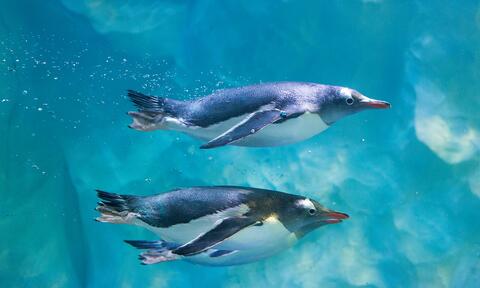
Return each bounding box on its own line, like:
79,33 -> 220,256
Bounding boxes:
319,211 -> 349,224
359,96 -> 391,109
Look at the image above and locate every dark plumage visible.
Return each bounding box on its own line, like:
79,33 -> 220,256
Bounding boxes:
125,82 -> 390,148
95,186 -> 349,266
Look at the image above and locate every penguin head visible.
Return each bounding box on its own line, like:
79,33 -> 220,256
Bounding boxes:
319,87 -> 391,124
288,198 -> 349,238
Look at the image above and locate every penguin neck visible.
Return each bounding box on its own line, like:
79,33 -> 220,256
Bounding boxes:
294,222 -> 324,239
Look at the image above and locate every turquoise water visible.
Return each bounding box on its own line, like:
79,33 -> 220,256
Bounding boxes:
1,0 -> 480,287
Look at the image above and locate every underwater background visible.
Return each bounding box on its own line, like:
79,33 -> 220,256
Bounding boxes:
1,0 -> 480,287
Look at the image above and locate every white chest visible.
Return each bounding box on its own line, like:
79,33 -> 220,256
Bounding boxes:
218,216 -> 295,250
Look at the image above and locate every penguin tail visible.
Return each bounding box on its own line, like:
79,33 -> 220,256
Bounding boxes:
95,190 -> 140,224
124,240 -> 181,265
127,90 -> 186,132
127,90 -> 167,112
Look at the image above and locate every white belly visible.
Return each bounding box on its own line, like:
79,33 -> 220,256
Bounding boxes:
236,112 -> 329,146
168,112 -> 329,147
186,217 -> 298,266
135,212 -> 297,266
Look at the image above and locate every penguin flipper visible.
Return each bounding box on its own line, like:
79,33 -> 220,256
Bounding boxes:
172,217 -> 258,256
200,109 -> 287,149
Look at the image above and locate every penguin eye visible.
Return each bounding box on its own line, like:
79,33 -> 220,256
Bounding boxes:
308,208 -> 316,215
346,97 -> 354,105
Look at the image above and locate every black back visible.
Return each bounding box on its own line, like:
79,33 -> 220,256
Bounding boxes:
178,82 -> 328,127
128,186 -> 304,229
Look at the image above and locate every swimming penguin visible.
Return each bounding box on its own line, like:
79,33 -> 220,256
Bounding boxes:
95,186 -> 348,266
126,82 -> 390,148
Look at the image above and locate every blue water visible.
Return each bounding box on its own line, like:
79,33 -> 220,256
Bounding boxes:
1,0 -> 479,287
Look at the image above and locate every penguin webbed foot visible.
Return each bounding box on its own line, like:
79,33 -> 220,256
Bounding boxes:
125,239 -> 180,265
127,111 -> 164,132
138,250 -> 178,265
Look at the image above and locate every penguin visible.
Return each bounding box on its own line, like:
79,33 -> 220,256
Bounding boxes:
95,186 -> 349,266
126,82 -> 390,149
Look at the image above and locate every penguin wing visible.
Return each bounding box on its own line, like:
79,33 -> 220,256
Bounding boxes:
199,109 -> 291,149
172,216 -> 258,256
